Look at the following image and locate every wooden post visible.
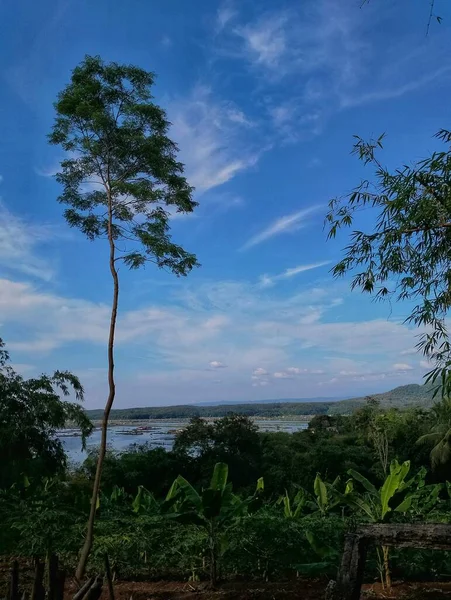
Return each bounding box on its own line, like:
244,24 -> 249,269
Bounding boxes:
9,560 -> 19,600
31,559 -> 45,600
333,533 -> 368,600
47,555 -> 59,600
104,554 -> 115,600
56,570 -> 66,600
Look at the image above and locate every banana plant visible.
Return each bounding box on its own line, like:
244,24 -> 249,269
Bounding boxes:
166,463 -> 263,586
342,460 -> 414,590
131,485 -> 160,515
277,488 -> 307,518
311,474 -> 342,516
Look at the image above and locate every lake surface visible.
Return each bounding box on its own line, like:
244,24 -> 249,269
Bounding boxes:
60,419 -> 308,464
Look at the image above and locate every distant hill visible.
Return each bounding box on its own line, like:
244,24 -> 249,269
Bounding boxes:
328,383 -> 436,415
85,383 -> 437,421
195,396 -> 344,406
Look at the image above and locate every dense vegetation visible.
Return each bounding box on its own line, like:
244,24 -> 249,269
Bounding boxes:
2,349 -> 451,588
85,383 -> 436,420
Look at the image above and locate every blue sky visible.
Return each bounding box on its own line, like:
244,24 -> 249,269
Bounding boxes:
1,0 -> 450,407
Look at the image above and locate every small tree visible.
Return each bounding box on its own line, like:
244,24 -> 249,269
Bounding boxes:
167,463 -> 264,586
0,338 -> 92,489
326,130 -> 451,393
49,55 -> 199,578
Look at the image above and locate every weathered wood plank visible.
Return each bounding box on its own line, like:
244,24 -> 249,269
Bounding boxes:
333,534 -> 368,600
358,524 -> 451,549
328,524 -> 451,600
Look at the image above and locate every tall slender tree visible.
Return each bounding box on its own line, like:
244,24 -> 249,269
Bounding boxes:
49,55 -> 199,578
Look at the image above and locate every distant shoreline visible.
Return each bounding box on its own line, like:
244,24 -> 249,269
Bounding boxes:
84,383 -> 434,421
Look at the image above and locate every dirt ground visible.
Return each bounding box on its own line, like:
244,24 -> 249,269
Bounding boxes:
67,579 -> 451,600
3,559 -> 451,600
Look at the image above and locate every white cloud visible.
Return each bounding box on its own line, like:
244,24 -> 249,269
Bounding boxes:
217,0 -> 451,142
209,360 -> 227,369
260,260 -> 331,288
286,367 -> 302,375
216,4 -> 237,32
2,271 -> 426,405
0,278 -> 230,356
241,205 -> 321,250
234,14 -> 288,70
420,360 -> 433,370
392,363 -> 414,372
0,202 -> 58,281
252,367 -> 268,378
168,85 -> 264,194
400,348 -> 417,356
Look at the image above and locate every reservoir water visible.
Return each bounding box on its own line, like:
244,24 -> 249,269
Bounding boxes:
60,419 -> 309,464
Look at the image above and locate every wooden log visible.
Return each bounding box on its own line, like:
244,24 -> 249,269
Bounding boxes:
9,560 -> 19,600
104,554 -> 115,600
30,559 -> 45,600
82,576 -> 103,600
332,533 -> 368,600
73,577 -> 95,600
358,523 -> 451,550
47,555 -> 59,600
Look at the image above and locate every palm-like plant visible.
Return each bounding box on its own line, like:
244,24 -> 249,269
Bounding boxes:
417,400 -> 451,469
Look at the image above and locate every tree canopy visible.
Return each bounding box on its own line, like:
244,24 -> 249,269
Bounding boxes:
0,338 -> 92,488
49,54 -> 199,274
326,130 -> 451,393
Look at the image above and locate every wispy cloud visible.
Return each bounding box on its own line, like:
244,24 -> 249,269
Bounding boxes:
240,205 -> 321,250
168,85 -> 265,194
0,202 -> 58,281
234,14 -> 288,70
259,260 -> 331,288
340,65 -> 451,108
216,3 -> 237,32
392,363 -> 414,372
217,0 -> 451,142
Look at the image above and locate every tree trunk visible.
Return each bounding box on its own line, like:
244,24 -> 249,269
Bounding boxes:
209,523 -> 217,588
382,545 -> 391,590
76,192 -> 119,580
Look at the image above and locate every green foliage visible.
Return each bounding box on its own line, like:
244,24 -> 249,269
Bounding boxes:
345,459 -> 413,522
0,338 -> 92,488
49,55 -> 198,275
166,462 -> 264,585
326,130 -> 451,394
173,415 -> 262,491
417,399 -> 451,470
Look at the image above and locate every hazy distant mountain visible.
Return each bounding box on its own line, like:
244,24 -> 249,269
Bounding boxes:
328,383 -> 436,415
195,396 -> 344,406
85,383 -> 437,421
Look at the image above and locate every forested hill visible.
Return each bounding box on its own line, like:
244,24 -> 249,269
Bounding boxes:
85,383 -> 436,420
